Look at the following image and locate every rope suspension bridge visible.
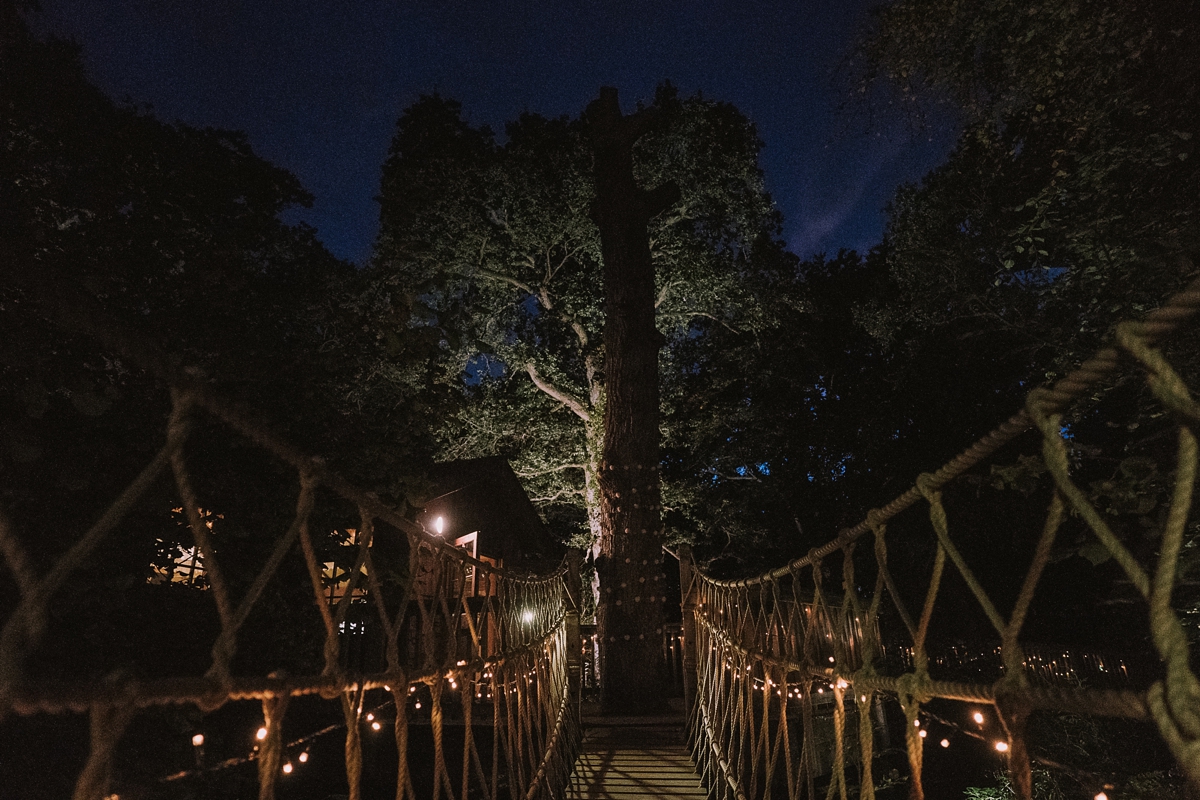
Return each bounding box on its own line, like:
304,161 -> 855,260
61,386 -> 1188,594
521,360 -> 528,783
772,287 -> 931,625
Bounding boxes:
4,272 -> 1200,799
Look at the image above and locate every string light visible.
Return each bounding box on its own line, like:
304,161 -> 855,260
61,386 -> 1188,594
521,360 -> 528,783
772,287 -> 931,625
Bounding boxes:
256,727 -> 268,741
371,721 -> 382,731
282,762 -> 293,774
919,730 -> 927,739
191,733 -> 205,747
995,741 -> 1009,753
298,752 -> 309,763
973,711 -> 985,725
940,739 -> 950,748
1094,794 -> 1108,800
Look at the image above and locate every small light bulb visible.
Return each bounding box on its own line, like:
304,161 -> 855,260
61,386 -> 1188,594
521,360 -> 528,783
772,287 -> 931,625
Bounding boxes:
836,678 -> 848,689
914,719 -> 921,727
434,516 -> 445,534
191,733 -> 205,747
366,713 -> 374,721
371,721 -> 382,731
995,741 -> 1009,753
973,712 -> 985,724
919,730 -> 927,738
384,685 -> 391,692
282,762 -> 293,774
415,701 -> 422,709
1094,793 -> 1108,800
256,727 -> 268,741
299,752 -> 309,763
940,739 -> 950,748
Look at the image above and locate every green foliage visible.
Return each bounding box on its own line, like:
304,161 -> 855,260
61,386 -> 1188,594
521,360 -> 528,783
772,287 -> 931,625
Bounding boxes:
964,770 -> 1067,800
858,0 -> 1200,367
990,455 -> 1050,495
368,86 -> 801,554
0,6 -> 421,682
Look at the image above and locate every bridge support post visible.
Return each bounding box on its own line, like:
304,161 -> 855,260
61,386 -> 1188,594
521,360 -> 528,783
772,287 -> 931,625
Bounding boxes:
565,548 -> 584,703
678,545 -> 699,720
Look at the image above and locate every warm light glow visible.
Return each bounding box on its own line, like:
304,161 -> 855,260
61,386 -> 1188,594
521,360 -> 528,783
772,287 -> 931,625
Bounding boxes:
191,733 -> 205,747
282,762 -> 293,775
299,752 -> 309,763
256,727 -> 268,741
828,656 -> 835,663
1094,794 -> 1108,800
366,713 -> 374,721
434,516 -> 445,535
371,721 -> 382,731
995,741 -> 1009,753
914,719 -> 921,727
384,685 -> 391,691
415,701 -> 422,709
940,739 -> 950,748
919,730 -> 927,739
973,712 -> 985,724
836,678 -> 848,689
522,610 -> 535,623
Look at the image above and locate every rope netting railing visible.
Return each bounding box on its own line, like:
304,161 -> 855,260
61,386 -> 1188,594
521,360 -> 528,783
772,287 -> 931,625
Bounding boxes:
0,382 -> 583,800
680,271 -> 1200,800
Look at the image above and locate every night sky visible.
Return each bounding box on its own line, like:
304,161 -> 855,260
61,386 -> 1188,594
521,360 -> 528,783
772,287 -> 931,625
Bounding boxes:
33,0 -> 956,265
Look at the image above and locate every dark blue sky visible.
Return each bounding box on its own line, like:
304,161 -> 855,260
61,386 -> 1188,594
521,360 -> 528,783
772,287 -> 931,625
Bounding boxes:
35,0 -> 955,265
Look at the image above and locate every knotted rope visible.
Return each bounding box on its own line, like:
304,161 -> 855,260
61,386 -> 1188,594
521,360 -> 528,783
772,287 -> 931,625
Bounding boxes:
681,272 -> 1200,799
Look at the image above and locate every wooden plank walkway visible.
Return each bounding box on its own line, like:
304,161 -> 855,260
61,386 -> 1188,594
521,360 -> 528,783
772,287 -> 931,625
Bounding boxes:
567,716 -> 708,799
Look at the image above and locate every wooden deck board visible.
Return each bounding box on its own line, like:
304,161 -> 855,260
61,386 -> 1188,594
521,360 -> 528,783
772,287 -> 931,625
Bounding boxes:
567,721 -> 708,799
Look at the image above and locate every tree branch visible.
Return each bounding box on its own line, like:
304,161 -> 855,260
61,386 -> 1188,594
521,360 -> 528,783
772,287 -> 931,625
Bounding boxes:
477,267 -> 535,297
530,487 -> 587,504
524,362 -> 591,422
516,463 -> 588,478
655,281 -> 677,309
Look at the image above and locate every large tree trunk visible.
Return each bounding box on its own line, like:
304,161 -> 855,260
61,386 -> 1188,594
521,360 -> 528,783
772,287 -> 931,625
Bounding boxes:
586,87 -> 679,714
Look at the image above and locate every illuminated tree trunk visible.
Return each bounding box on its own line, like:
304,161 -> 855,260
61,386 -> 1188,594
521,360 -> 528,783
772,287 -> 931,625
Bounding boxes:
587,87 -> 679,714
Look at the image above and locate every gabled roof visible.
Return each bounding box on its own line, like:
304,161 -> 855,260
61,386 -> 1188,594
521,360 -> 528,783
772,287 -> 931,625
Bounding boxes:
419,456 -> 563,571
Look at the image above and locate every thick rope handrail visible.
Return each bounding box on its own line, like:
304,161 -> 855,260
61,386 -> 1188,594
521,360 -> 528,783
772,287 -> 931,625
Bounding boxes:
7,607 -> 570,716
1,374 -> 581,800
692,609 -> 1150,720
712,272 -> 1200,589
682,269 -> 1200,800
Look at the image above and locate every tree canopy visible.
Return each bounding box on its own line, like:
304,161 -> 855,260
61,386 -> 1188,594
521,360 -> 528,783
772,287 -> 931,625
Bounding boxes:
857,0 -> 1200,369
369,85 -> 805,563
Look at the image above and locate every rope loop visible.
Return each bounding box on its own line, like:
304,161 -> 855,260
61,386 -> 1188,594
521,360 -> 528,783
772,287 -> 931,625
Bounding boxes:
914,472 -> 939,502
896,672 -> 929,800
256,685 -> 291,800
994,690 -> 1034,800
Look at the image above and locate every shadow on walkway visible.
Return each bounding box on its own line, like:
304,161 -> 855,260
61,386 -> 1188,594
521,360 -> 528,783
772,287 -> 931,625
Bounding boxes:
567,710 -> 706,799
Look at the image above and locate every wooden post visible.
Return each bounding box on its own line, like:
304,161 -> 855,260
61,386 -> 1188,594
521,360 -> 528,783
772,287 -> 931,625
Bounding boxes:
565,548 -> 584,704
678,544 -> 699,720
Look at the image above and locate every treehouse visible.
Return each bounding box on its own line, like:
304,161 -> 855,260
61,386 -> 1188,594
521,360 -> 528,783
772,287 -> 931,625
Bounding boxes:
417,455 -> 563,581
336,456 -> 563,672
